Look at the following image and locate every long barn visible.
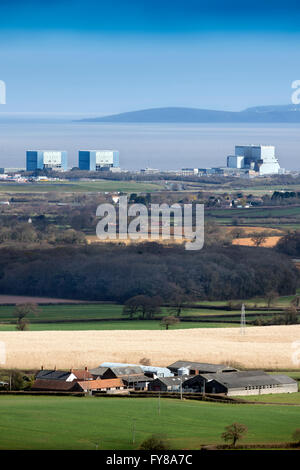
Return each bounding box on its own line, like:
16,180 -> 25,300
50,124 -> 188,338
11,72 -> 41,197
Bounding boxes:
182,370 -> 298,396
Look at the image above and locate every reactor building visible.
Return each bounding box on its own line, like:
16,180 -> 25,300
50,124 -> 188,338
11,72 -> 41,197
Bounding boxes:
26,150 -> 68,171
227,145 -> 281,175
78,150 -> 119,171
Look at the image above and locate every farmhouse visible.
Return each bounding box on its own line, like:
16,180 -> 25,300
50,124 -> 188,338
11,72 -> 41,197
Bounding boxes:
167,361 -> 238,376
148,376 -> 190,392
182,370 -> 298,396
70,368 -> 94,381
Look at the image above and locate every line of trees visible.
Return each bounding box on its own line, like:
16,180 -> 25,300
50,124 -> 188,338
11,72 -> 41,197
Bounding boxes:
0,243 -> 298,303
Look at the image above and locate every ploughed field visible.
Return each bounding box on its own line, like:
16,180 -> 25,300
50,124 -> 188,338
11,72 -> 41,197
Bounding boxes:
1,325 -> 300,369
0,395 -> 299,450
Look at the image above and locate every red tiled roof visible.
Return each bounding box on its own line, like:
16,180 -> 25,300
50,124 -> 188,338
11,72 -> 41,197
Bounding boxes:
72,369 -> 94,380
76,378 -> 124,391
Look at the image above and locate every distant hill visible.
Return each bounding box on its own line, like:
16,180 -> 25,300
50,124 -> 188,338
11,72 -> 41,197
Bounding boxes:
78,105 -> 300,123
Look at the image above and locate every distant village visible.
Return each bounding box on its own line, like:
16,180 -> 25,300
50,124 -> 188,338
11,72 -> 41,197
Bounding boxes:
28,360 -> 298,397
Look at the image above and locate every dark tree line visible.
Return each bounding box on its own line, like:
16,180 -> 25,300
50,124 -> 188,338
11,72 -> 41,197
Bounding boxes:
0,243 -> 298,303
277,231 -> 300,257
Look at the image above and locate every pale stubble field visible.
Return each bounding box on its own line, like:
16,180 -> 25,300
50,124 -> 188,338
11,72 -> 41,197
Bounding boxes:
1,325 -> 300,370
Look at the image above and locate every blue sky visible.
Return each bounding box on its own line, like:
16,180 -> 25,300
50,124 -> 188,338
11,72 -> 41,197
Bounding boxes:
1,1 -> 300,115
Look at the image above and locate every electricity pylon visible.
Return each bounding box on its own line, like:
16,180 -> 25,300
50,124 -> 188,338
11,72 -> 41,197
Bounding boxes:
240,303 -> 246,335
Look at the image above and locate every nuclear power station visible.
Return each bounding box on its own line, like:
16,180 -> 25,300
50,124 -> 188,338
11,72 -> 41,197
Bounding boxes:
227,145 -> 281,176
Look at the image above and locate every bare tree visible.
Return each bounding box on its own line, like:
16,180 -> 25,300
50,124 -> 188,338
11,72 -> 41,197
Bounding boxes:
160,315 -> 180,330
251,233 -> 267,247
139,435 -> 169,450
169,286 -> 188,317
291,295 -> 300,308
122,295 -> 162,320
265,290 -> 278,308
284,306 -> 298,325
122,297 -> 140,320
292,428 -> 300,444
221,423 -> 248,447
13,303 -> 39,331
139,357 -> 151,366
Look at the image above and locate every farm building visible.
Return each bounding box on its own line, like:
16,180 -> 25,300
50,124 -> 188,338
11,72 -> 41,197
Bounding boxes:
89,367 -> 109,379
99,362 -> 174,378
167,361 -> 238,376
120,375 -> 152,390
70,368 -> 94,381
36,368 -> 93,382
97,365 -> 152,390
101,365 -> 144,379
32,379 -> 79,392
182,370 -> 298,396
148,376 -> 190,392
35,369 -> 77,382
32,377 -> 124,393
75,378 -> 124,393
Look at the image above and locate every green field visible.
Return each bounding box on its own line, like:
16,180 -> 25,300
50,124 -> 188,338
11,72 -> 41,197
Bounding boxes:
0,180 -> 162,194
270,371 -> 300,381
236,392 -> 300,404
206,205 -> 300,229
0,395 -> 299,449
0,320 -> 240,331
0,292 -> 297,331
0,304 -> 124,323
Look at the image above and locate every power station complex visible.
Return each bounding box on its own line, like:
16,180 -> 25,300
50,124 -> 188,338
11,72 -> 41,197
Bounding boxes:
25,144 -> 281,177
227,145 -> 281,176
182,144 -> 283,177
26,150 -> 120,172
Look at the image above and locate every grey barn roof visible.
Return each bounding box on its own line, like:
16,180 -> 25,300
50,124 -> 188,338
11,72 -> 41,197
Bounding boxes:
89,367 -> 108,377
167,361 -> 235,373
199,371 -> 296,389
99,362 -> 173,377
272,375 -> 297,385
122,374 -> 153,383
109,366 -> 144,376
36,370 -> 73,381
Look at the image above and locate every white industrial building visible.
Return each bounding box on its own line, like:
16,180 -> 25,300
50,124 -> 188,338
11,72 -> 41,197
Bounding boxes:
227,145 -> 281,175
78,150 -> 119,171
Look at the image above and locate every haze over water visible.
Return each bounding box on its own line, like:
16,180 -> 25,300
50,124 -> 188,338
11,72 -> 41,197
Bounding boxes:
0,122 -> 299,171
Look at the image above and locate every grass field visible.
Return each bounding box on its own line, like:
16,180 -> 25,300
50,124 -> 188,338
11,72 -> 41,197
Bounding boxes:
0,180 -> 162,194
0,293 -> 296,331
0,302 -> 286,331
206,205 -> 300,230
0,304 -> 124,323
0,320 -> 240,331
0,395 -> 299,450
236,392 -> 300,404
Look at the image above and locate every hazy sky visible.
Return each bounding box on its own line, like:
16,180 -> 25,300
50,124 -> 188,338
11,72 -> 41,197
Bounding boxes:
1,1 -> 300,115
